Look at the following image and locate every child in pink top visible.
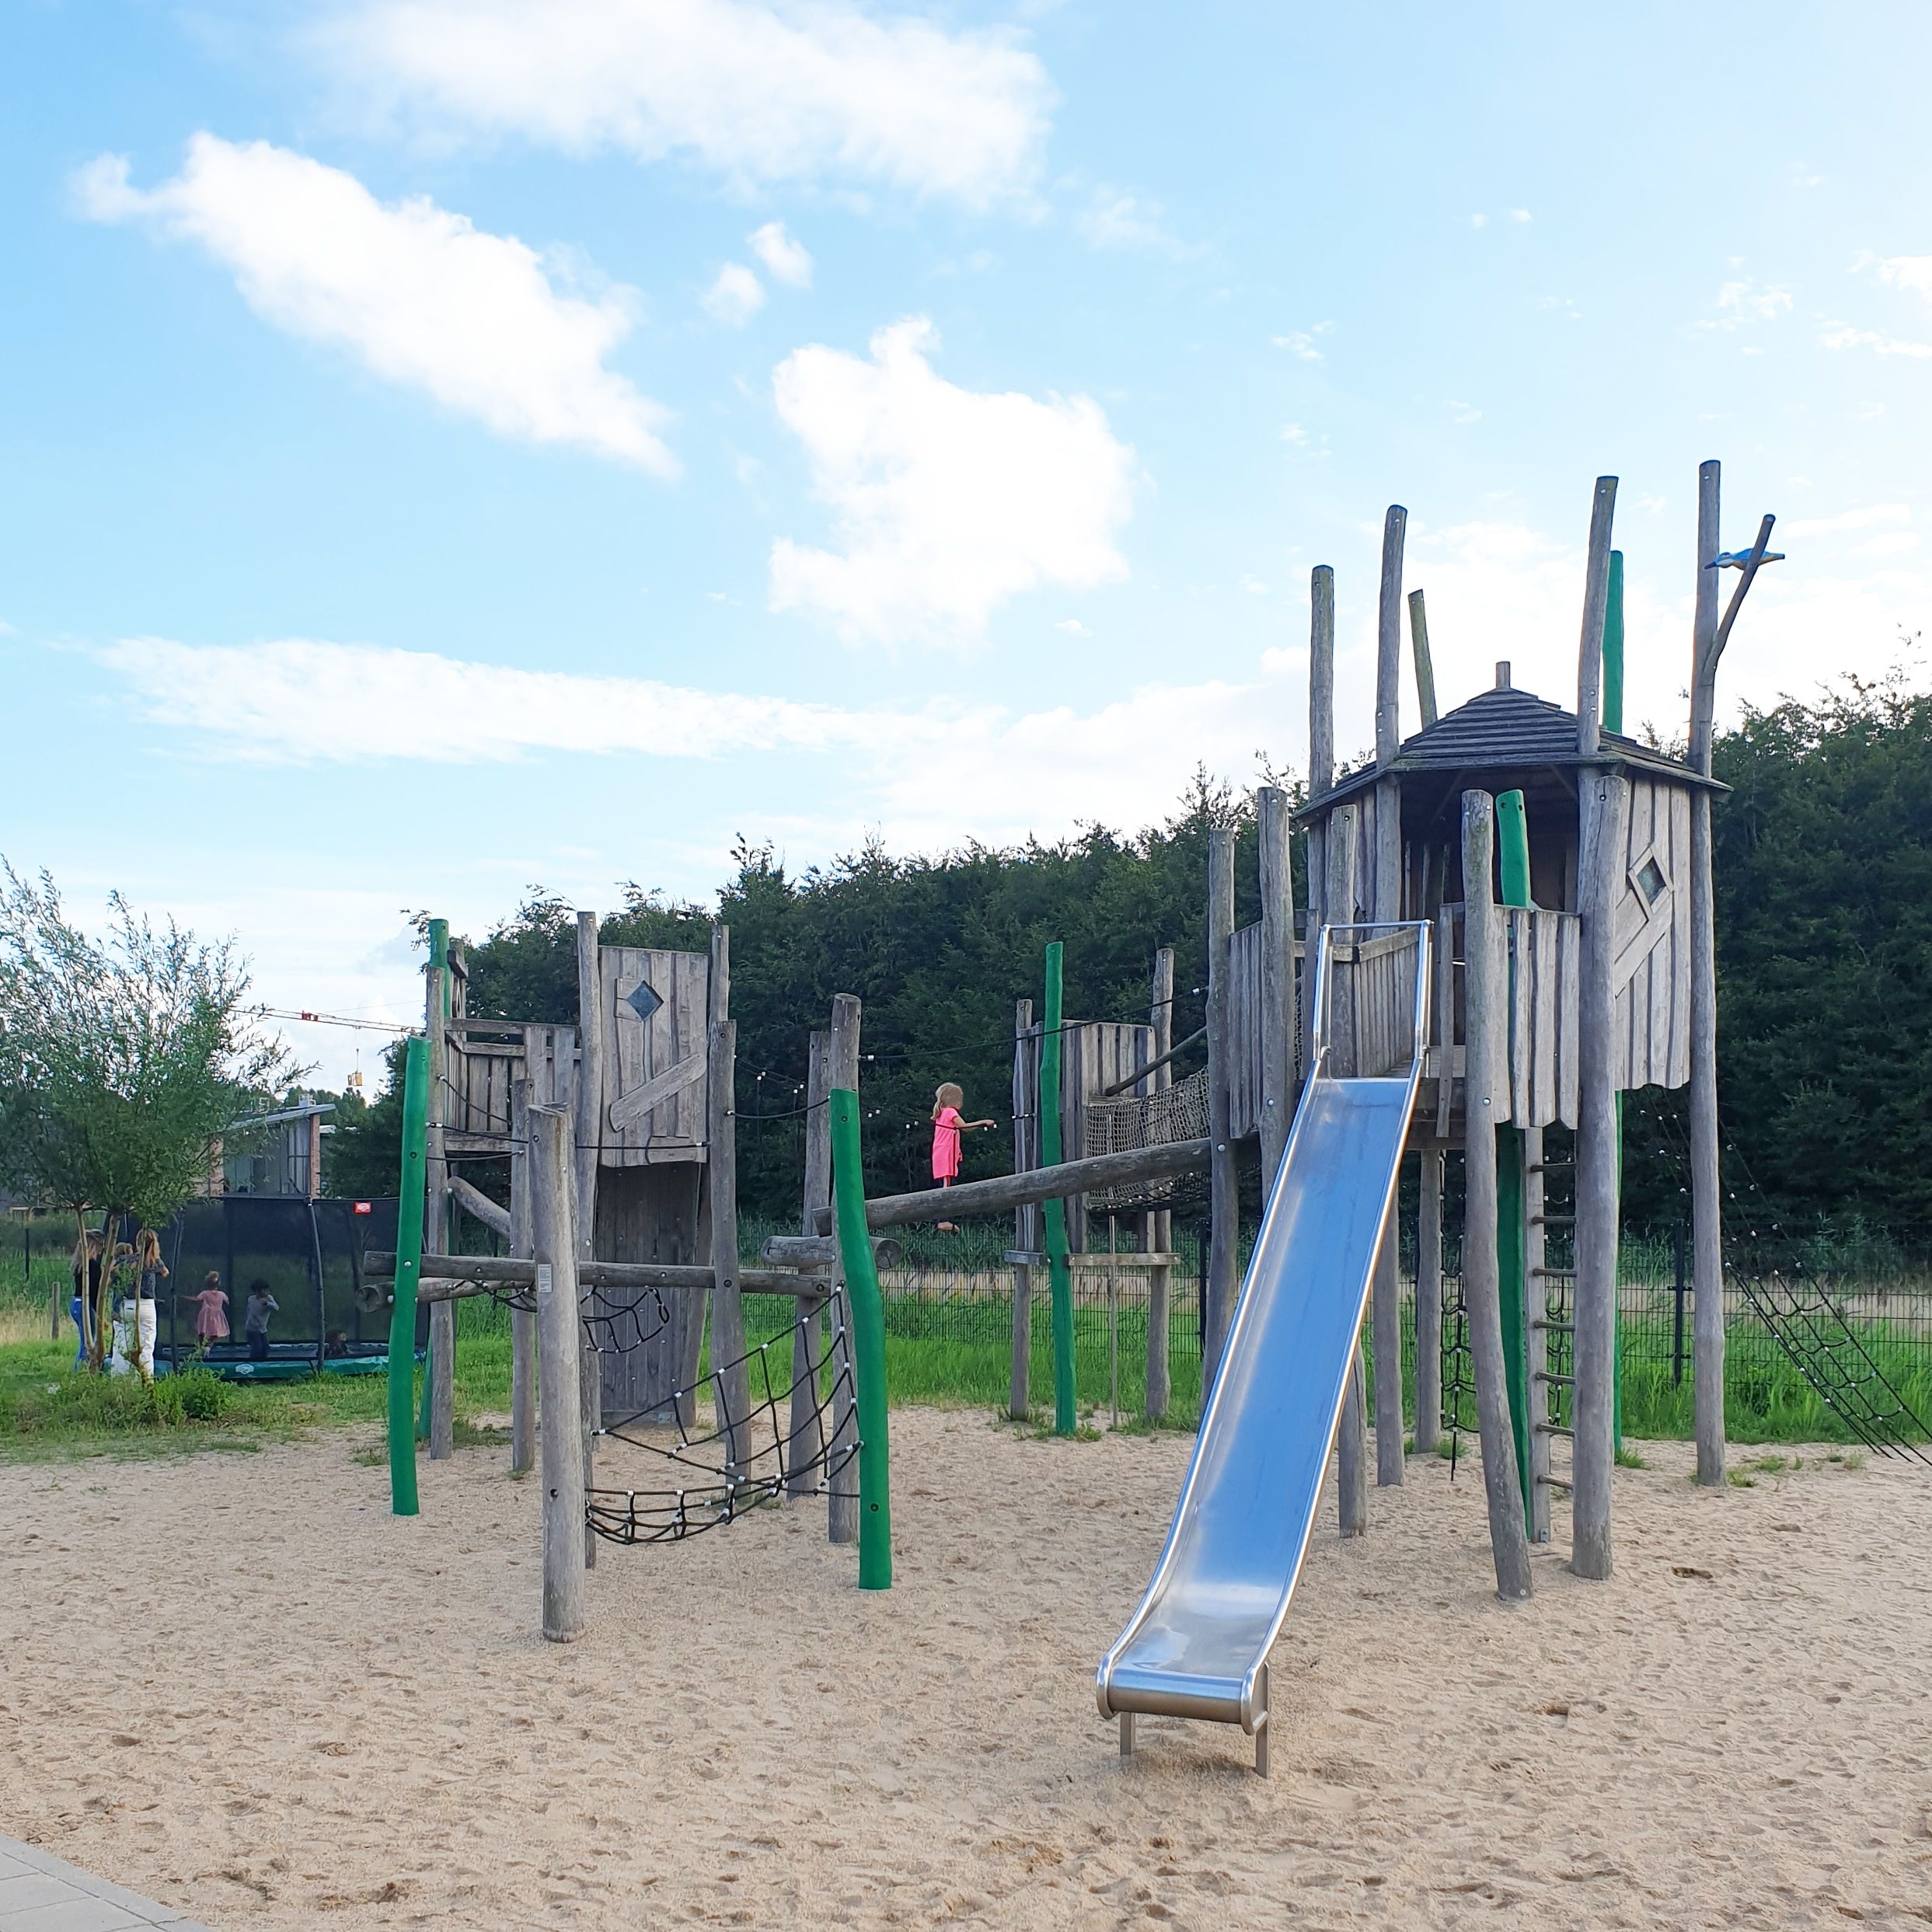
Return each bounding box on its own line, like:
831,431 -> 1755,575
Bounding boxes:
931,1083 -> 996,1230
186,1272 -> 230,1346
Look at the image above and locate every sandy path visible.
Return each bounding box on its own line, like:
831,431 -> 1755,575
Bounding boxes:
2,1413 -> 1929,1929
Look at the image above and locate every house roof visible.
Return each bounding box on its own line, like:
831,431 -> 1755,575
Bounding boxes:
1299,682 -> 1722,820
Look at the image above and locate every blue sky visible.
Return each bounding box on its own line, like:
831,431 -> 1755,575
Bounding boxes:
5,1 -> 1930,1083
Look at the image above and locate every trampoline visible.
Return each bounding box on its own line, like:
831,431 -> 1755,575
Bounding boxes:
154,1195 -> 420,1380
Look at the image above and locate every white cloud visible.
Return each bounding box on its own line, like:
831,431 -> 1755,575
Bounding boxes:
1446,399 -> 1481,424
75,135 -> 675,474
703,260 -> 765,324
316,0 -> 1054,207
1470,212 -> 1487,228
1279,423 -> 1307,445
95,632 -> 1296,851
1077,189 -> 1186,256
1706,279 -> 1793,329
1874,256 -> 1932,303
1784,503 -> 1910,539
1508,208 -> 1532,223
748,220 -> 811,288
768,316 -> 1134,644
1053,617 -> 1088,636
1820,322 -> 1932,358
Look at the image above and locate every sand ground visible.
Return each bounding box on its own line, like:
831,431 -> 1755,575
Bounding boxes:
2,1412 -> 1929,1930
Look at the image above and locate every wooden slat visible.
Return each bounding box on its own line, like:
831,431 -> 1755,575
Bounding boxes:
1668,783 -> 1693,1089
1557,906 -> 1582,1126
1532,910 -> 1559,1127
600,946 -> 709,1164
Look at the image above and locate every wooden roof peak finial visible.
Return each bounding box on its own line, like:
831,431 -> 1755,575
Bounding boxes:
1494,661 -> 1512,690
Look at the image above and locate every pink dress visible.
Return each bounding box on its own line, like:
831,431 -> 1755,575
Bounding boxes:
193,1287 -> 230,1340
931,1106 -> 964,1182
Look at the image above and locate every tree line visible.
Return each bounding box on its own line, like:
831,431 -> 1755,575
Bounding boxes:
325,671 -> 1932,1240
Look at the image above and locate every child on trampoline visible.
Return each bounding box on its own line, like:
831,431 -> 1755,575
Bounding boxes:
243,1280 -> 280,1362
931,1083 -> 996,1233
183,1271 -> 229,1355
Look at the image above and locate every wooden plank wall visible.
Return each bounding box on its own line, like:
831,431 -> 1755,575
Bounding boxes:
1013,1018 -> 1154,1252
444,1024 -> 575,1146
1610,776 -> 1693,1093
1226,922 -> 1264,1140
1326,928 -> 1423,1080
599,945 -> 710,1166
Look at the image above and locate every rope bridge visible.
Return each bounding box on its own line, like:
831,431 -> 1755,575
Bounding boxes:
1081,1068 -> 1211,1214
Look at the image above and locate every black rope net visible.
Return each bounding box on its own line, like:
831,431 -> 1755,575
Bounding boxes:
442,1269 -> 861,1542
1718,1169 -> 1931,1465
1442,1268 -> 1473,1479
584,1277 -> 860,1543
1081,1067 -> 1211,1214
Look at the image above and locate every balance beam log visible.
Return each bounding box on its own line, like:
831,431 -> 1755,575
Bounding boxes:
364,1254 -> 825,1300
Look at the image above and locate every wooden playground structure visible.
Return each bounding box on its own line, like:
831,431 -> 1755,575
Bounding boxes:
373,459 -> 1791,1645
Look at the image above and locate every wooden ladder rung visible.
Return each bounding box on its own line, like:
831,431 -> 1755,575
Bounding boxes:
1532,1320 -> 1575,1334
1534,1212 -> 1576,1226
1535,1474 -> 1574,1490
1535,1421 -> 1575,1437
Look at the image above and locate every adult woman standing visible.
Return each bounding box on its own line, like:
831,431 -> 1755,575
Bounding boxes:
132,1228 -> 169,1383
68,1230 -> 103,1371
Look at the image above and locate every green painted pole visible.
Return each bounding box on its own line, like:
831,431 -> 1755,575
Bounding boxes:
1040,941 -> 1076,1435
414,919 -> 449,1446
1495,790 -> 1534,1523
387,1034 -> 431,1516
1602,555 -> 1627,1452
828,1087 -> 891,1588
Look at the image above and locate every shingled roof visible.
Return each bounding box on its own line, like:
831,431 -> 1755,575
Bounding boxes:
1302,682 -> 1721,819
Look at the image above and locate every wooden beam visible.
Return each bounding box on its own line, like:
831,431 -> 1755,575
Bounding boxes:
1205,823 -> 1240,1392
706,923 -> 750,1478
761,1232 -> 902,1271
508,1078 -> 535,1477
1146,949 -> 1174,1425
366,1253 -> 821,1299
606,1050 -> 706,1132
1376,507 -> 1407,769
1573,768 -> 1629,1577
1407,588 -> 1439,727
573,911 -> 603,1265
531,1104 -> 586,1643
809,1135 -> 1212,1235
1462,791 -> 1533,1602
1258,787 -> 1294,1190
448,1173 -> 511,1240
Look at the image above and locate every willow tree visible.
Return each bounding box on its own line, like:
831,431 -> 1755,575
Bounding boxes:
0,863 -> 293,1373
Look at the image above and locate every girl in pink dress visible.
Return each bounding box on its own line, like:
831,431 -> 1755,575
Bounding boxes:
184,1272 -> 230,1351
931,1083 -> 996,1230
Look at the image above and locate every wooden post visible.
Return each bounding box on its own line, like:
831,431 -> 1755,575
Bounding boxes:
1407,588 -> 1439,727
825,994 -> 862,1545
1258,787 -> 1294,1190
1575,478 -> 1619,755
706,925 -> 750,1479
1324,802 -> 1368,1532
530,1103 -> 586,1643
580,1336 -> 598,1569
424,919 -> 454,1462
786,1031 -> 832,1494
1146,950 -> 1174,1423
1375,506 -> 1407,767
572,912 -> 604,1271
1573,769 -> 1628,1578
1688,459 -> 1726,1488
1203,828 -> 1240,1389
1303,564 -> 1335,1086
1461,792 -> 1533,1602
509,1076 -> 536,1477
1009,998 -> 1036,1421
1414,1146 -> 1443,1455
1523,1123 -> 1550,1540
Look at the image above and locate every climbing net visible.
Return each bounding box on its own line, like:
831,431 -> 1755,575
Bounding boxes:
1081,1067 -> 1211,1213
584,1277 -> 860,1544
438,1270 -> 860,1541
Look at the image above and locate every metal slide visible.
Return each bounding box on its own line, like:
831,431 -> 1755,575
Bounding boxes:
1096,922 -> 1430,1774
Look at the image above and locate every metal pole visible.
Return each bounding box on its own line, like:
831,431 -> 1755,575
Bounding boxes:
1041,941 -> 1076,1435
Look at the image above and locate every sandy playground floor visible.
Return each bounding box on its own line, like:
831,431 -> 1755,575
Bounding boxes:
2,1411 -> 1930,1930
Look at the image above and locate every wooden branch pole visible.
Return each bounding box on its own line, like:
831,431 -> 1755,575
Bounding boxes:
1304,563 -> 1336,1086
1146,950 -> 1174,1423
829,1086 -> 891,1588
385,1034 -> 431,1516
1258,787 -> 1294,1188
706,926 -> 750,1478
448,1173 -> 510,1240
1407,588 -> 1439,727
1688,458 -> 1727,1488
1573,768 -> 1628,1578
1575,478 -> 1619,755
1041,941 -> 1077,1435
1523,1123 -> 1550,1540
1203,832 -> 1240,1390
1325,803 -> 1367,1534
1461,792 -> 1533,1602
530,1103 -> 586,1643
1375,506 -> 1407,767
508,1077 -> 535,1477
1414,1146 -> 1444,1455
573,912 -> 603,1267
787,1031 -> 832,1495
1009,998 -> 1035,1421
380,1257 -> 832,1299
825,996 -> 862,1544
